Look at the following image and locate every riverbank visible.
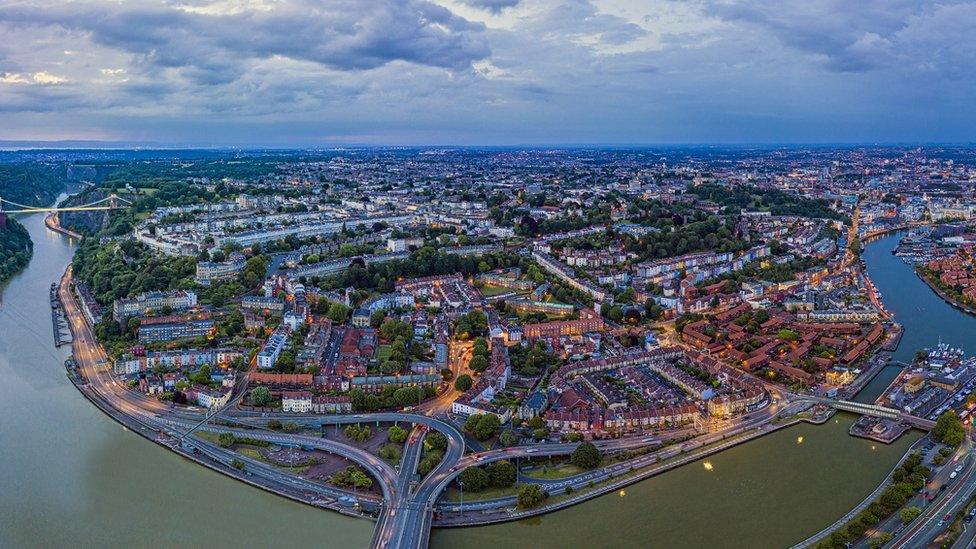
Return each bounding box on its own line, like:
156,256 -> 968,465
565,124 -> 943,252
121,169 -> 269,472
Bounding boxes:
45,212 -> 83,240
437,414 -> 822,528
0,217 -> 34,291
914,267 -> 976,317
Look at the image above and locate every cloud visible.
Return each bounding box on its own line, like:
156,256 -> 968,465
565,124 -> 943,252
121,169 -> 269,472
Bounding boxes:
0,0 -> 975,144
459,0 -> 521,13
0,71 -> 67,84
704,0 -> 976,75
0,0 -> 491,84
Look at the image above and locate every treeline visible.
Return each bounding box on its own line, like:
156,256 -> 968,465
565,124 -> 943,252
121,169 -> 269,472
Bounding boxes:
73,238 -> 197,305
0,163 -> 66,207
0,163 -> 67,287
689,183 -> 846,221
0,220 -> 33,284
816,451 -> 930,549
625,216 -> 750,260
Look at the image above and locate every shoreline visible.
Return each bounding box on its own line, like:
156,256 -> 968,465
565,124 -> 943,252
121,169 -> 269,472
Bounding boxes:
914,267 -> 976,317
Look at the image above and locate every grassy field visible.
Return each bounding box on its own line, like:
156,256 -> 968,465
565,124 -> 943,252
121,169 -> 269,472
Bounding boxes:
441,484 -> 517,502
523,462 -> 588,480
375,344 -> 392,362
478,284 -> 517,297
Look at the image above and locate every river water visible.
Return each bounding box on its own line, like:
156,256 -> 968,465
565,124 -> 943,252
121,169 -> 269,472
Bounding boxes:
0,219 -> 956,548
0,211 -> 372,547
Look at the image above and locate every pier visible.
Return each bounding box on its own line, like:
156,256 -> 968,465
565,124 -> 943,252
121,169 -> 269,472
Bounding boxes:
50,283 -> 72,347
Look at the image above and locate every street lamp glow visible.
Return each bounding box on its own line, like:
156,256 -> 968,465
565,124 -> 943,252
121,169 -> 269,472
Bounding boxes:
618,489 -> 626,497
703,461 -> 713,471
796,436 -> 804,444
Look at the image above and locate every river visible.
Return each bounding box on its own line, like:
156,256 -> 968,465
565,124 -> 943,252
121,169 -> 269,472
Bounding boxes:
0,218 -> 957,548
0,210 -> 372,547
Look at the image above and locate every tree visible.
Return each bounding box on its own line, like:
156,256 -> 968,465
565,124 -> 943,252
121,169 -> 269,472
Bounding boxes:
250,386 -> 272,407
218,432 -> 235,447
487,460 -> 517,488
388,425 -> 409,444
282,421 -> 299,433
934,410 -> 965,447
900,506 -> 921,524
499,429 -> 519,447
378,443 -> 402,463
516,484 -> 547,509
454,374 -> 473,392
570,442 -> 601,470
231,459 -> 245,471
344,424 -> 372,443
425,431 -> 448,453
326,302 -> 351,323
369,309 -> 387,328
418,450 -> 443,476
267,419 -> 282,430
330,466 -> 373,489
869,533 -> 893,549
464,413 -> 501,441
469,355 -> 489,373
458,466 -> 490,492
441,368 -> 454,381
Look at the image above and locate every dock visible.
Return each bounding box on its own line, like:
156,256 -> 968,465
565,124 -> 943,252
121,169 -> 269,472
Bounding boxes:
50,283 -> 73,347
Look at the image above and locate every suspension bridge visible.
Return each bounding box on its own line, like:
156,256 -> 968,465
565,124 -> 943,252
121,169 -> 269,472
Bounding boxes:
0,194 -> 133,214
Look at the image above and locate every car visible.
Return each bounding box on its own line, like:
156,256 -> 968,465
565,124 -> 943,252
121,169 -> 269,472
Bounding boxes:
950,471 -> 958,479
965,509 -> 976,523
955,465 -> 964,473
937,520 -> 945,528
945,513 -> 952,521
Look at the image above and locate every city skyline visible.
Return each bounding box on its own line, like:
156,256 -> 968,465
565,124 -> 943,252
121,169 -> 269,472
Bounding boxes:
1,0 -> 975,146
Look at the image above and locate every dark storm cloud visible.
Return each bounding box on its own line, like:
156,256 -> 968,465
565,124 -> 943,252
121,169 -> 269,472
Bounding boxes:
1,0 -> 975,144
460,0 -> 521,13
0,0 -> 491,81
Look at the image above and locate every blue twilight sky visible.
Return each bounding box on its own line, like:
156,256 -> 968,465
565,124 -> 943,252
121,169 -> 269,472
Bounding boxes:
0,0 -> 974,146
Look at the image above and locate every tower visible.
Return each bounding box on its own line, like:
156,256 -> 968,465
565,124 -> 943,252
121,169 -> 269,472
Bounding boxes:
0,197 -> 6,230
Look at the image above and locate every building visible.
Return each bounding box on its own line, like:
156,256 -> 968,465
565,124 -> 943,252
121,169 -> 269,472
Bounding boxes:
75,281 -> 103,326
387,236 -> 424,252
523,308 -> 605,339
114,290 -> 198,321
137,314 -> 214,343
282,391 -> 313,413
241,295 -> 285,313
195,254 -> 245,285
257,327 -> 290,369
311,395 -> 353,414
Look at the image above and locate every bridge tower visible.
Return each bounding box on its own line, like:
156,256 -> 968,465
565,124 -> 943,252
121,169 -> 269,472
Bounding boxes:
108,194 -> 118,209
0,197 -> 6,229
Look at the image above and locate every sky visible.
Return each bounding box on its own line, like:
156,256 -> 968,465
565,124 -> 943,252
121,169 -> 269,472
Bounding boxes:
0,0 -> 974,146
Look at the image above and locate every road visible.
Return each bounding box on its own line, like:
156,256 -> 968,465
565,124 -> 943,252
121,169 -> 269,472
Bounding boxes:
889,435 -> 976,549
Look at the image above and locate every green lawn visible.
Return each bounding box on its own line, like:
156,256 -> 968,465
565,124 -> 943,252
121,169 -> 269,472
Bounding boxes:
441,484 -> 517,502
523,462 -> 588,480
478,284 -> 517,297
375,344 -> 392,362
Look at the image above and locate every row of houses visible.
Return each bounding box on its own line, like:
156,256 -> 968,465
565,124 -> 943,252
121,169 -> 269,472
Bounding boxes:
114,290 -> 198,321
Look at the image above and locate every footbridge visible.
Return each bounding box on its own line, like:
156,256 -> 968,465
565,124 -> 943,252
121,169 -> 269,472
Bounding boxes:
814,397 -> 936,430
